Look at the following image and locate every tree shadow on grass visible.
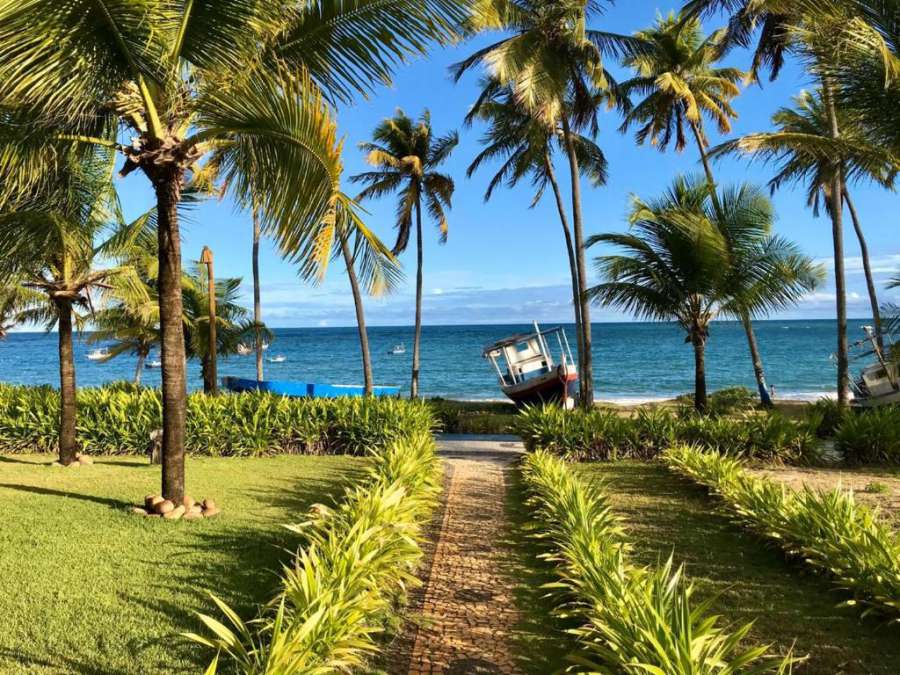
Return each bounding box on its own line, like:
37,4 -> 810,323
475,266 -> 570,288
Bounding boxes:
589,461 -> 900,675
0,648 -> 129,675
0,483 -> 132,509
0,456 -> 40,465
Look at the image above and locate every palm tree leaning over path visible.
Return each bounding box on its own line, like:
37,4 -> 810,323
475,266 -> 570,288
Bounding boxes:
712,88 -> 898,351
0,0 -> 469,502
589,176 -> 822,411
0,151 -> 142,465
453,0 -> 644,407
681,0 -> 900,406
352,110 -> 458,399
465,80 -> 608,375
619,14 -> 789,406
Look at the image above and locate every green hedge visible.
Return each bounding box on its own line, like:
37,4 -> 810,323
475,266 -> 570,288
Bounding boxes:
663,445 -> 900,620
521,450 -> 791,672
834,406 -> 900,465
189,430 -> 441,672
516,404 -> 818,463
0,384 -> 433,456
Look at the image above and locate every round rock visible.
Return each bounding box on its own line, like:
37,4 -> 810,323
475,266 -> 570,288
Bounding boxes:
163,505 -> 185,520
155,499 -> 175,515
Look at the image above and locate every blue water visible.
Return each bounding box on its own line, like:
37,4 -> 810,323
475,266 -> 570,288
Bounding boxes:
0,320 -> 867,402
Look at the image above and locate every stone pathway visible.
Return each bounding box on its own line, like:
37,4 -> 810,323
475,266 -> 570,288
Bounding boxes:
391,436 -> 525,675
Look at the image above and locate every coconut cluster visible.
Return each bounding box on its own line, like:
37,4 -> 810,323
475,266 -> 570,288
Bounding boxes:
50,453 -> 94,467
131,495 -> 220,520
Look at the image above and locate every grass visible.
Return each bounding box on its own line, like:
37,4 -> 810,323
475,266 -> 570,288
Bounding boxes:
0,453 -> 366,674
578,461 -> 900,674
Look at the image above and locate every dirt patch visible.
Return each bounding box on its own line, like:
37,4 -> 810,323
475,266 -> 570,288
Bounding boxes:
749,466 -> 900,528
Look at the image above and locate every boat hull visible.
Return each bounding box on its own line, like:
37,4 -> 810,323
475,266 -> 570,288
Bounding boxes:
500,366 -> 577,407
222,376 -> 400,399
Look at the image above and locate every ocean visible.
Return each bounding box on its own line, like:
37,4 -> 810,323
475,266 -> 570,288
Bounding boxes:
0,320 -> 870,403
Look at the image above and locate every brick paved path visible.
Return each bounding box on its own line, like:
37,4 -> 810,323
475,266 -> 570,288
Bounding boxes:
392,437 -> 524,675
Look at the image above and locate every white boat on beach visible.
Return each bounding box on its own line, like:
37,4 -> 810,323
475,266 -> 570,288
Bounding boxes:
483,322 -> 578,409
848,326 -> 900,407
87,348 -> 110,361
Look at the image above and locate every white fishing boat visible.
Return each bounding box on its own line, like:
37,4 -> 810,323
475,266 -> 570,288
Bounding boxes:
388,344 -> 406,355
145,359 -> 162,369
86,348 -> 110,362
267,354 -> 287,363
848,326 -> 900,407
483,322 -> 578,409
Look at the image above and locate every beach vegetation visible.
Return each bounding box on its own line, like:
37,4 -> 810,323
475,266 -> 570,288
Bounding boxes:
835,405 -> 900,466
521,449 -> 792,672
589,176 -> 821,411
0,384 -> 434,457
189,430 -> 440,673
352,109 -> 458,400
0,0 -> 469,504
663,444 -> 900,620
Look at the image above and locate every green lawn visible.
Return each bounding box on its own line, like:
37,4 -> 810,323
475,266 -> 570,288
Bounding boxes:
0,454 -> 366,674
580,461 -> 900,674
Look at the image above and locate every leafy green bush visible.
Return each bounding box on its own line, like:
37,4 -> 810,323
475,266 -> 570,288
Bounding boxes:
805,398 -> 848,438
0,384 -> 433,456
663,445 -> 900,620
426,398 -> 518,434
835,406 -> 900,465
517,404 -> 818,463
676,386 -> 758,416
188,430 -> 441,672
522,450 -> 791,672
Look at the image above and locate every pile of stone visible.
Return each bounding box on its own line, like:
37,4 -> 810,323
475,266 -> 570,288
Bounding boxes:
131,495 -> 220,520
50,453 -> 94,467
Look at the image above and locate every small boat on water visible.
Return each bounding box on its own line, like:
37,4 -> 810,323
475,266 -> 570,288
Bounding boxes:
87,348 -> 110,361
848,325 -> 900,407
266,355 -> 287,363
145,359 -> 162,369
388,344 -> 406,355
483,322 -> 578,408
223,376 -> 400,399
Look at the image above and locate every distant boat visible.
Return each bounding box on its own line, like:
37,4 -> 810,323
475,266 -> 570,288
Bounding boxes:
483,322 -> 577,409
237,342 -> 270,356
388,344 -> 406,355
266,354 -> 287,363
145,359 -> 162,369
223,376 -> 400,399
87,348 -> 110,361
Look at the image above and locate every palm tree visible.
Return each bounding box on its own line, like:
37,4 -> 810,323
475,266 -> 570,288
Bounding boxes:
465,81 -> 608,378
252,207 -> 265,382
89,305 -> 159,385
0,151 -> 138,464
588,176 -> 821,411
452,0 -> 642,407
0,284 -> 41,339
351,109 -> 457,399
682,0 -> 899,406
713,88 -> 898,349
0,0 -> 468,502
619,14 -> 793,406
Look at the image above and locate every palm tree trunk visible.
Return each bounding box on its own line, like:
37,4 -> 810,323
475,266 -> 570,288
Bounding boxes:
252,208 -> 264,382
134,349 -> 146,386
692,333 -> 708,412
55,299 -> 77,465
690,119 -> 772,406
822,80 -> 850,407
560,116 -> 593,408
544,151 -> 584,379
155,174 -> 188,503
411,194 -> 424,399
201,356 -> 213,394
843,187 -> 882,350
340,230 -> 374,395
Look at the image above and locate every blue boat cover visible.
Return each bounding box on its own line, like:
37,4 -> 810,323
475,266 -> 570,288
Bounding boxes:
222,376 -> 400,399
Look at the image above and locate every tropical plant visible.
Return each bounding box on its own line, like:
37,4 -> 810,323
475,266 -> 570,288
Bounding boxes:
351,109 -> 457,399
663,444 -> 900,619
589,176 -> 821,411
0,283 -> 41,339
834,405 -> 900,465
188,430 -> 440,673
619,13 -> 787,407
452,0 -> 645,407
0,0 -> 469,502
0,149 -> 140,465
713,88 -> 898,350
522,449 -> 793,672
465,80 -> 608,372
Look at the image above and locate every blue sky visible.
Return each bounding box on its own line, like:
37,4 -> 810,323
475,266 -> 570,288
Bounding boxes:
115,1 -> 900,328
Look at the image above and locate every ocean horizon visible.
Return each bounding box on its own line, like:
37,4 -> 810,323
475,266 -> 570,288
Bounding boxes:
0,318 -> 873,403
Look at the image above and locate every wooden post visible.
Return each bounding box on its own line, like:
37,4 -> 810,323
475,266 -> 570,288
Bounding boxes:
200,246 -> 218,395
